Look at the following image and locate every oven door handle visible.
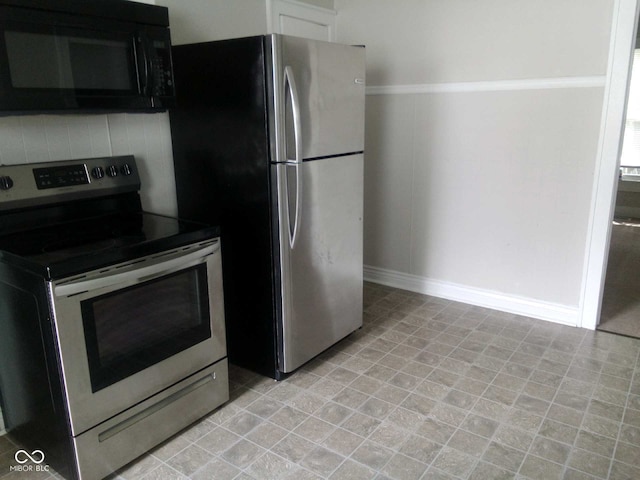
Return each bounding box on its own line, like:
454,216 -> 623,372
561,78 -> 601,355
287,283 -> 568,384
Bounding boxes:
54,242 -> 219,298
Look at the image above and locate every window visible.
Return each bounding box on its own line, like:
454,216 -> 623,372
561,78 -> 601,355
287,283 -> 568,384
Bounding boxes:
620,49 -> 640,177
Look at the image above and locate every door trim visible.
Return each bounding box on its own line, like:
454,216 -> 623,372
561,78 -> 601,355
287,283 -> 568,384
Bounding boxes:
580,0 -> 640,329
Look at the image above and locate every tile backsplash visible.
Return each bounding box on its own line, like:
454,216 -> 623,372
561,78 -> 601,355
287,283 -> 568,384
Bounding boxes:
0,112 -> 178,216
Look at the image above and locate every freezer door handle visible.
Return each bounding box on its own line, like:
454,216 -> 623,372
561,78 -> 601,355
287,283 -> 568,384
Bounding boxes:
284,65 -> 303,247
284,65 -> 302,164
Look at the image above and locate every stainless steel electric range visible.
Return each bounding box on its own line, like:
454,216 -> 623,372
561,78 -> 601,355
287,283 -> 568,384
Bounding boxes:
0,155 -> 228,480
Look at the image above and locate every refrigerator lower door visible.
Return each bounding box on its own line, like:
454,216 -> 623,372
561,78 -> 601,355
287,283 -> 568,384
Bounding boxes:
275,154 -> 363,373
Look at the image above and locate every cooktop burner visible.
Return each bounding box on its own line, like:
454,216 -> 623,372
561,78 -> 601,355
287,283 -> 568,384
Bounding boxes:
6,214 -> 144,254
0,211 -> 218,279
0,156 -> 219,280
42,237 -> 141,255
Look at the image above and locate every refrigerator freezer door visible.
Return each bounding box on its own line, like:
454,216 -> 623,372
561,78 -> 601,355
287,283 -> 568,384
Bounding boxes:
276,35 -> 366,161
275,154 -> 363,373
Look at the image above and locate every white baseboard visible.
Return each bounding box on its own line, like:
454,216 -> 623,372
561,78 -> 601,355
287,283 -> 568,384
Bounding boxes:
364,265 -> 580,327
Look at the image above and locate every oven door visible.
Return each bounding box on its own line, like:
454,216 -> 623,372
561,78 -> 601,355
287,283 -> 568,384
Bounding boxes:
49,239 -> 225,437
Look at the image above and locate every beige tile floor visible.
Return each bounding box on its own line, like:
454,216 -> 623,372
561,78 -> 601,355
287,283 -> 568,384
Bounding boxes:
2,282 -> 640,479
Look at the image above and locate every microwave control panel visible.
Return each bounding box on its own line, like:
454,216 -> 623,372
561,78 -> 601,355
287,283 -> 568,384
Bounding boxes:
151,40 -> 174,97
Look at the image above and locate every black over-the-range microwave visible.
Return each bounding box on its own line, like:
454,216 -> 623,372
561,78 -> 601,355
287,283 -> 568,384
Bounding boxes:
0,0 -> 175,114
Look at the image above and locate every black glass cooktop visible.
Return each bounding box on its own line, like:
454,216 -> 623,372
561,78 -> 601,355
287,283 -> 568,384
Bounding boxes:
0,157 -> 219,279
0,211 -> 219,279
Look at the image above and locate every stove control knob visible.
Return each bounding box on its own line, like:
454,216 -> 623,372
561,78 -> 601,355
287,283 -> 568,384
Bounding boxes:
91,167 -> 105,180
0,175 -> 13,190
106,165 -> 118,178
120,163 -> 132,176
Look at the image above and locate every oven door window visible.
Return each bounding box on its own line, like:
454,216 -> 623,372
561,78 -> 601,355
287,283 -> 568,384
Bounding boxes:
81,265 -> 211,393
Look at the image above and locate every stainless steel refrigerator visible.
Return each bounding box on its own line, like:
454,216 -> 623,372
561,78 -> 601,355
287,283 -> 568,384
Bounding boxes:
169,34 -> 365,379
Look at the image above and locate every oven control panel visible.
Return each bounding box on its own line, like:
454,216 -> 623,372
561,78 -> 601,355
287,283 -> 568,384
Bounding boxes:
33,164 -> 90,190
0,155 -> 141,211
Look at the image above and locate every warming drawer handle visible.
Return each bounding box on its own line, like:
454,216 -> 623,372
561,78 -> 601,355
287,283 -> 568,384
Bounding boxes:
54,242 -> 219,297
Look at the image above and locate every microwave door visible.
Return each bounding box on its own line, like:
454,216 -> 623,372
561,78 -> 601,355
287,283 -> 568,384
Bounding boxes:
0,24 -> 151,111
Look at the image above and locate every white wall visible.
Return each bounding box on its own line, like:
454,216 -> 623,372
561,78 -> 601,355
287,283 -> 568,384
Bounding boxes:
341,1 -> 611,85
157,0 -> 334,44
156,0 -> 268,45
336,0 -> 616,324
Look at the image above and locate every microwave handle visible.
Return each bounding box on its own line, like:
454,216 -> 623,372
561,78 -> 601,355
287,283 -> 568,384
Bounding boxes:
137,33 -> 152,96
54,243 -> 218,297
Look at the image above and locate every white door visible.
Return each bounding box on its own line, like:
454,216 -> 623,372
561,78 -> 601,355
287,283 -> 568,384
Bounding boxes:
267,0 -> 336,42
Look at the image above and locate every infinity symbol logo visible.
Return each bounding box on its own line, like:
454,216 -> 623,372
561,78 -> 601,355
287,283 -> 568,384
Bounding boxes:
14,450 -> 45,464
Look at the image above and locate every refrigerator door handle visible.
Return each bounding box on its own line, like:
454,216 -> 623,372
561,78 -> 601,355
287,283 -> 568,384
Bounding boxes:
284,65 -> 303,247
284,65 -> 302,164
287,163 -> 302,248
